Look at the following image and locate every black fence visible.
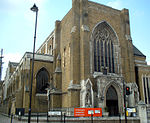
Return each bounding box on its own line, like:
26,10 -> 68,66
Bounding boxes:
9,112 -> 97,123
5,107 -> 139,123
7,113 -> 141,123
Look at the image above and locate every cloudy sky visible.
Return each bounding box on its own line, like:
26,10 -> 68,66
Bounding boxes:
0,0 -> 150,80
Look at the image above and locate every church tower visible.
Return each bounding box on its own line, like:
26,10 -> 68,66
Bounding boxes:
52,0 -> 139,116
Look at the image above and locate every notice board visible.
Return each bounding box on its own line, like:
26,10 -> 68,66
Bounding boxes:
74,108 -> 102,117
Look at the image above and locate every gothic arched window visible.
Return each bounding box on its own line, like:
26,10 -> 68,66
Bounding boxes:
92,21 -> 118,74
36,68 -> 50,93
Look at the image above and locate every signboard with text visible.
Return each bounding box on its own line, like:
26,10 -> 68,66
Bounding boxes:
48,111 -> 61,116
74,108 -> 102,117
127,108 -> 136,113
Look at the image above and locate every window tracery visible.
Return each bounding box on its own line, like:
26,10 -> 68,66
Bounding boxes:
93,22 -> 117,74
36,68 -> 50,93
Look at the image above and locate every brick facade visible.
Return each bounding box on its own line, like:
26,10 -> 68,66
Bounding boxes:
1,0 -> 150,117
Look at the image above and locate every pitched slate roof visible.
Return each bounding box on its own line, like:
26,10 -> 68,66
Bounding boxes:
133,45 -> 146,57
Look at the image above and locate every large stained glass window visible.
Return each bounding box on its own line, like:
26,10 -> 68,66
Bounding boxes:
93,22 -> 117,74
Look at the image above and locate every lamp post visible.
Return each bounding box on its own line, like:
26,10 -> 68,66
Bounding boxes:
28,4 -> 38,123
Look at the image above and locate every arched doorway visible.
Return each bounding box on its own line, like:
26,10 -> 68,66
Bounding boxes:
106,85 -> 119,116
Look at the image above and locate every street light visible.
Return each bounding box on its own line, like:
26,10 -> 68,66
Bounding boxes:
28,4 -> 38,123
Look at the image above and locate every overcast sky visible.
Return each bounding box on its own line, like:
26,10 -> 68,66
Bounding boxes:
0,0 -> 150,80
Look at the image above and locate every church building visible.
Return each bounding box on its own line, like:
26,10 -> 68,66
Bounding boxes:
2,0 -> 150,117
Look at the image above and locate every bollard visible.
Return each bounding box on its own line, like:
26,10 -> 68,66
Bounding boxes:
61,111 -> 62,122
64,113 -> 66,123
10,114 -> 13,123
47,112 -> 49,122
91,114 -> 93,123
18,111 -> 21,120
119,114 -> 121,123
37,112 -> 38,123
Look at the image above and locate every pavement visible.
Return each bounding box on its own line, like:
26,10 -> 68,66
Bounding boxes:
0,114 -> 65,123
0,113 -> 142,123
0,113 -> 88,123
0,114 -> 27,123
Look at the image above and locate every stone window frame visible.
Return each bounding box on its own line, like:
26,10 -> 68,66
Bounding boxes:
142,75 -> 150,104
49,45 -> 53,55
36,67 -> 50,94
90,21 -> 121,75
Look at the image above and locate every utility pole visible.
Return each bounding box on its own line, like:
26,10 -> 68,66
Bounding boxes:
0,49 -> 4,81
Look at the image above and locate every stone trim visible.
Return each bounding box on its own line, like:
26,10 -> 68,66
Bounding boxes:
96,75 -> 124,114
125,34 -> 132,41
55,67 -> 62,73
70,26 -> 77,33
134,60 -> 147,64
35,93 -> 47,97
26,52 -> 53,62
81,25 -> 90,32
80,79 -> 94,108
50,90 -> 63,95
68,80 -> 81,90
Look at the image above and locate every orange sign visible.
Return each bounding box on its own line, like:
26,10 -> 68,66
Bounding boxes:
74,108 -> 102,117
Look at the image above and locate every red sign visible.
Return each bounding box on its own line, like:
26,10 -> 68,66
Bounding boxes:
74,108 -> 102,117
